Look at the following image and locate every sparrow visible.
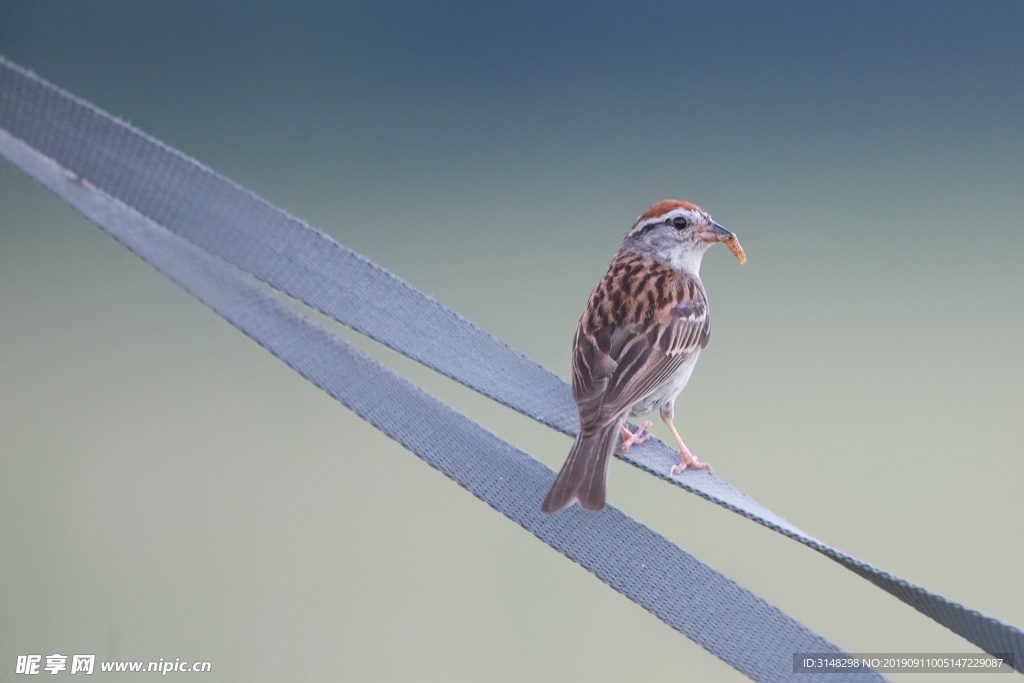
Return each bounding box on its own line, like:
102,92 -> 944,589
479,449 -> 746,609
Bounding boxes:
542,200 -> 745,513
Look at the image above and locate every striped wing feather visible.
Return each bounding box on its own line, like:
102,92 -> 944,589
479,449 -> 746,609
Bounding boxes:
572,265 -> 710,433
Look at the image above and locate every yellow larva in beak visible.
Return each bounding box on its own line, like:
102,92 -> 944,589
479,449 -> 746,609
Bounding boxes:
725,235 -> 746,264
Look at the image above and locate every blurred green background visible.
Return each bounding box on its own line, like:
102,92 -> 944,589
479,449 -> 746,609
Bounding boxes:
2,1 -> 1022,680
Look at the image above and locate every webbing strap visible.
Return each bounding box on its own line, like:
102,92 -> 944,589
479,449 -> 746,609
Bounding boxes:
2,57 -> 1021,676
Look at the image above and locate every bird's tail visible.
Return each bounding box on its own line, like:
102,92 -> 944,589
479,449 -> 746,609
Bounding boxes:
541,421 -> 621,513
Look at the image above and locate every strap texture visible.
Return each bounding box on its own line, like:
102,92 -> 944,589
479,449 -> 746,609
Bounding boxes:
2,56 -> 1020,678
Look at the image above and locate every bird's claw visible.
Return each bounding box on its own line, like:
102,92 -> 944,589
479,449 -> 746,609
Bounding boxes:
619,421 -> 654,453
671,451 -> 713,476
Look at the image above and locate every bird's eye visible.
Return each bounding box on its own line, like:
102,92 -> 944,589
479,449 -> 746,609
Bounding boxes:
672,216 -> 688,230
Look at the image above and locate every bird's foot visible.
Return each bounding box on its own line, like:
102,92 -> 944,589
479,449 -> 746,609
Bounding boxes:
619,421 -> 654,453
671,446 -> 713,476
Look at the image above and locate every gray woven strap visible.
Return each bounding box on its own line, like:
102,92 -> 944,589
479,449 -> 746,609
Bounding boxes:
1,56 -> 1020,677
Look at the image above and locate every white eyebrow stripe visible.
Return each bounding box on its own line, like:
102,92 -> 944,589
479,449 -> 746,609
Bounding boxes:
629,207 -> 695,236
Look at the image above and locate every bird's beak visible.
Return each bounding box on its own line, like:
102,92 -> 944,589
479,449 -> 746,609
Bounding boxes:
696,221 -> 735,243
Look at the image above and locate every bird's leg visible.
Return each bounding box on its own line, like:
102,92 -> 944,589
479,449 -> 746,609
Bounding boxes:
661,403 -> 713,475
619,421 -> 654,453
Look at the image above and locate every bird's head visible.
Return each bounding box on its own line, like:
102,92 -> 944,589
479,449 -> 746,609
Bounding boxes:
622,199 -> 743,274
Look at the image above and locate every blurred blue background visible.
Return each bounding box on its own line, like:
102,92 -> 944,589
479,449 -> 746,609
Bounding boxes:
2,1 -> 1022,680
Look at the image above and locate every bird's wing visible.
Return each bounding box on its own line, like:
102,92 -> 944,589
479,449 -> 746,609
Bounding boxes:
572,268 -> 710,432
